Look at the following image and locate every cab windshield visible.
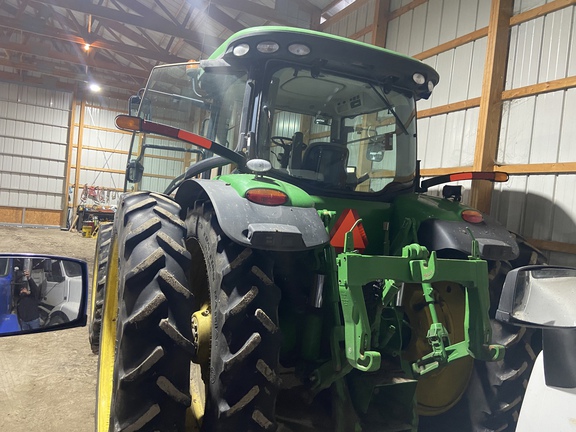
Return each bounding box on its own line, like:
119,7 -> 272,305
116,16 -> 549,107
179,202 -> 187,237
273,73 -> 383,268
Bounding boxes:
128,63 -> 247,193
259,65 -> 417,193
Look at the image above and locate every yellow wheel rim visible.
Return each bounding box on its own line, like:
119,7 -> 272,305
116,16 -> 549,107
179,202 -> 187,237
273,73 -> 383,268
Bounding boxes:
89,246 -> 100,325
186,238 -> 211,431
402,282 -> 474,416
96,238 -> 120,432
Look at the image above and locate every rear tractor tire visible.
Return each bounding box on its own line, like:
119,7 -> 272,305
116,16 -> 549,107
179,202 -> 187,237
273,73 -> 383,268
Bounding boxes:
89,222 -> 114,354
186,203 -> 282,432
418,239 -> 546,432
96,192 -> 194,432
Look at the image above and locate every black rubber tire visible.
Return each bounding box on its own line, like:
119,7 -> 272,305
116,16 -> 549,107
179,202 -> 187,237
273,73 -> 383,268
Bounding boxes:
89,222 -> 114,354
419,237 -> 546,432
186,202 -> 281,432
105,191 -> 194,432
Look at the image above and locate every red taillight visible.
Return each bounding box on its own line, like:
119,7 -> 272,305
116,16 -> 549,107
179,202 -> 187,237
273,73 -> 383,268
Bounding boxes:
461,209 -> 484,224
246,189 -> 288,206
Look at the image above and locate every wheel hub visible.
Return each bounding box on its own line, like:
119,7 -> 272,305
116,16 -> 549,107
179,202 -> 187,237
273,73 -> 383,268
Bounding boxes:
402,282 -> 474,416
191,306 -> 211,364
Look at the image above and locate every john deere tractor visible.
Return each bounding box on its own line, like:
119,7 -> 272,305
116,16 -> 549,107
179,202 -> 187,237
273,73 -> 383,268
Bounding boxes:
90,27 -> 543,432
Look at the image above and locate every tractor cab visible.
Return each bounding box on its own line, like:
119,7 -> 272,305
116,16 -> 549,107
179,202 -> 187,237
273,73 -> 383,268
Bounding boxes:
122,27 -> 438,200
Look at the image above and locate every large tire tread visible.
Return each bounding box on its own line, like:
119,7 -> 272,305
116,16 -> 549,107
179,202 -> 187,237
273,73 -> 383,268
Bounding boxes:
110,192 -> 193,432
188,203 -> 281,432
89,222 -> 114,354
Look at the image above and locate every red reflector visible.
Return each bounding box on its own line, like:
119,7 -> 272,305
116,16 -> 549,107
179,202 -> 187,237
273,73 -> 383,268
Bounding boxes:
461,209 -> 483,224
246,189 -> 288,206
329,209 -> 368,252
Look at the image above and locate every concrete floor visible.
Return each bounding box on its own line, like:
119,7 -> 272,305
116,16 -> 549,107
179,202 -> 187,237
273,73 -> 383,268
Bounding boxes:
0,227 -> 97,432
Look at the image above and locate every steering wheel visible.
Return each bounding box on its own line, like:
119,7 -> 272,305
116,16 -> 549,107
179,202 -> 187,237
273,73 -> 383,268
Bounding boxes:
271,136 -> 293,149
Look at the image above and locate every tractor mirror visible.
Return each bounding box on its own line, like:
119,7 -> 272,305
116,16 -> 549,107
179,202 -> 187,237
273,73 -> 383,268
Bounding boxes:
128,94 -> 141,116
366,142 -> 385,162
496,265 -> 576,328
0,254 -> 88,337
315,114 -> 331,126
126,160 -> 144,183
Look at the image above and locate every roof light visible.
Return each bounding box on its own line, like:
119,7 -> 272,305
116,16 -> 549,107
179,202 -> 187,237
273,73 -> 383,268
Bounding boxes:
89,83 -> 101,92
233,43 -> 250,57
246,159 -> 272,173
257,41 -> 279,54
288,43 -> 310,56
461,209 -> 484,224
413,73 -> 426,85
246,189 -> 288,206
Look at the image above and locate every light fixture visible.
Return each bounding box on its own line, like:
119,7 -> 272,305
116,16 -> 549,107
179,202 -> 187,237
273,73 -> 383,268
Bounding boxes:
288,43 -> 310,56
84,43 -> 90,51
232,43 -> 250,56
89,83 -> 101,93
257,41 -> 279,54
413,73 -> 426,85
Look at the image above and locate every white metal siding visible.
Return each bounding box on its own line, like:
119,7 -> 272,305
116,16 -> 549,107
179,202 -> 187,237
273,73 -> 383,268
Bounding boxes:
0,81 -> 71,214
323,0 -> 375,38
72,92 -> 133,207
492,174 -> 576,266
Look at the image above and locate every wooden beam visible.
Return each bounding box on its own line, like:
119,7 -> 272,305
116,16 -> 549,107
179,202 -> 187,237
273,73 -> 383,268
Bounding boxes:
502,76 -> 576,101
510,0 -> 576,27
73,98 -> 86,209
320,0 -> 370,30
388,0 -> 427,21
413,27 -> 488,60
418,97 -> 481,118
496,162 -> 576,175
372,0 -> 390,47
470,0 -> 513,214
526,238 -> 576,255
61,87 -> 76,227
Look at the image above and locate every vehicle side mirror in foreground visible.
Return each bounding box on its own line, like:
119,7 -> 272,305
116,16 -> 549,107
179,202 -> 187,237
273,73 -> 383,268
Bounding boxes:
0,254 -> 88,337
496,265 -> 576,388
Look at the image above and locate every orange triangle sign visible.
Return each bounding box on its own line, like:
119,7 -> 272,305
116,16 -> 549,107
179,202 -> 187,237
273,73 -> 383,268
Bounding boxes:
329,208 -> 368,252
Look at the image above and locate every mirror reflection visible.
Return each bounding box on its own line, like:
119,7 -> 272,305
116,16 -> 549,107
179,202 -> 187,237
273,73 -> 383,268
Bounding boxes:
511,267 -> 576,328
0,255 -> 85,334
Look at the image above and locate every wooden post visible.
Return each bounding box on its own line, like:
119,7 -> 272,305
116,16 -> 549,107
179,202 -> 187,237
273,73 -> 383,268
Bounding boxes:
60,87 -> 76,228
372,0 -> 390,47
470,0 -> 513,213
73,94 -> 87,212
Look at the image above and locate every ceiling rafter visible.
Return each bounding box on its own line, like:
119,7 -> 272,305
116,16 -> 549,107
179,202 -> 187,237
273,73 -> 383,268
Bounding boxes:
213,0 -> 294,26
0,15 -> 186,63
0,57 -> 141,92
32,0 -> 224,52
0,39 -> 149,78
0,0 -> 333,93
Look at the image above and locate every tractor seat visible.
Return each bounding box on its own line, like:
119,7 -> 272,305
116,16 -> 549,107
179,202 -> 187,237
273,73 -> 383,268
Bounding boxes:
301,142 -> 349,186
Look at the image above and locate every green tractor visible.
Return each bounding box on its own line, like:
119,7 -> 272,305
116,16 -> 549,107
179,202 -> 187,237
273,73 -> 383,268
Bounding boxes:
90,27 -> 543,432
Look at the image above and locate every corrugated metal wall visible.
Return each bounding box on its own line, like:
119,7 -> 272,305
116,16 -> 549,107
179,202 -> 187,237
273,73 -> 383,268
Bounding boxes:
322,0 -> 376,43
70,93 -> 132,212
496,1 -> 576,265
387,0 -> 490,171
0,81 -> 71,226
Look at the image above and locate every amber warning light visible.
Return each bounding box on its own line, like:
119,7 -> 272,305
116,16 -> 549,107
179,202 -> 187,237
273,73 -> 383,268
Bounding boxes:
419,171 -> 509,192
